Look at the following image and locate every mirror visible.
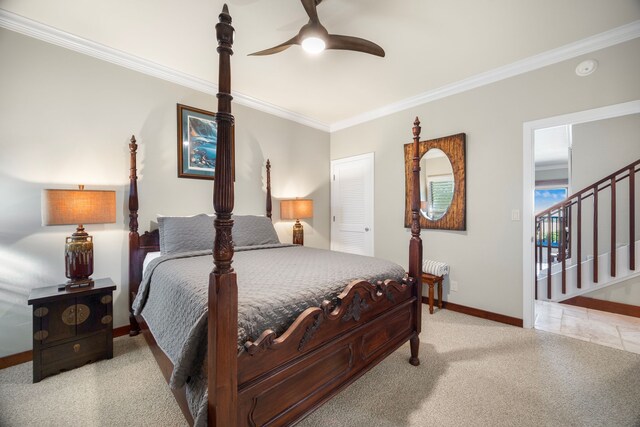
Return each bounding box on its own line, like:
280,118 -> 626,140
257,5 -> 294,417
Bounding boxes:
420,149 -> 454,220
404,133 -> 466,230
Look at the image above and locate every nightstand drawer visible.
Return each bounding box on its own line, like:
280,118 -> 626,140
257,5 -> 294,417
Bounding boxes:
34,292 -> 111,345
76,292 -> 111,335
41,333 -> 108,369
34,302 -> 76,344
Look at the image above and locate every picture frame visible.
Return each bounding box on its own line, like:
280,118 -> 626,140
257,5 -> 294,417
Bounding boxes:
177,104 -> 218,180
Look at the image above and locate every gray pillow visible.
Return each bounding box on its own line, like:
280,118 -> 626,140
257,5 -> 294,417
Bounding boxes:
158,214 -> 214,255
233,215 -> 280,246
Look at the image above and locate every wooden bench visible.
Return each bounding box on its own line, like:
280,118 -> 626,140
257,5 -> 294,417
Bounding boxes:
422,273 -> 443,314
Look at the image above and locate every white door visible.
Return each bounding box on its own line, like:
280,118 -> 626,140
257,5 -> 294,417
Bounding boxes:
331,153 -> 374,256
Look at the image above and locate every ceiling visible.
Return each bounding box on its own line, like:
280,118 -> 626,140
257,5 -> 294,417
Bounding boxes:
2,0 -> 639,126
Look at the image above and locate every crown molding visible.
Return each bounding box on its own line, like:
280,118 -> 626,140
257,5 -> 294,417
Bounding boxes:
1,8 -> 638,134
0,9 -> 330,132
330,20 -> 640,132
524,99 -> 640,131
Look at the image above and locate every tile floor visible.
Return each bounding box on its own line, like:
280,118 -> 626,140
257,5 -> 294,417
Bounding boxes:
534,300 -> 640,354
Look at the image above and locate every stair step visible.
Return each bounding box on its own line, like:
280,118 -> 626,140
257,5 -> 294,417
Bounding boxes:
537,240 -> 640,302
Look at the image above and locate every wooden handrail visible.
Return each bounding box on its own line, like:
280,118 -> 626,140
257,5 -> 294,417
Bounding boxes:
535,158 -> 639,300
535,169 -> 634,217
535,160 -> 640,219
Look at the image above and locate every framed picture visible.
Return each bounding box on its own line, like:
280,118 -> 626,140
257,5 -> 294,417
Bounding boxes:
177,104 -> 217,180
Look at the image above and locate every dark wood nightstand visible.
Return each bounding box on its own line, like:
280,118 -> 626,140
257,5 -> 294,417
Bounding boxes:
28,278 -> 116,382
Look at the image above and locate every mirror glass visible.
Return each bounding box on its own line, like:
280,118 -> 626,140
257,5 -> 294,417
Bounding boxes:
419,149 -> 454,220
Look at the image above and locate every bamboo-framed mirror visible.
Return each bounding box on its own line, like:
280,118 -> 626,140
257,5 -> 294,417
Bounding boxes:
404,133 -> 466,230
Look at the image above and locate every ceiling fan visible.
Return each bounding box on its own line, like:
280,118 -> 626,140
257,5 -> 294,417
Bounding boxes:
249,0 -> 385,57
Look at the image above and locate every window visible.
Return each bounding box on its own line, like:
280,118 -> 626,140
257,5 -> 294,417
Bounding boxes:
427,175 -> 454,218
535,187 -> 569,254
534,187 -> 568,214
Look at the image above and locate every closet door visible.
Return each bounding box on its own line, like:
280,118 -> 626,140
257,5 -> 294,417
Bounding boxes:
331,153 -> 374,256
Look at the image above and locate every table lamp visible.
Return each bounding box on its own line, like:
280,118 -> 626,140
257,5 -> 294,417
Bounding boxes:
42,186 -> 116,290
280,199 -> 313,245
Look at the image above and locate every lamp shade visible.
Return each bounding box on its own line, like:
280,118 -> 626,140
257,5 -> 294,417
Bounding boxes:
42,189 -> 116,226
280,199 -> 313,220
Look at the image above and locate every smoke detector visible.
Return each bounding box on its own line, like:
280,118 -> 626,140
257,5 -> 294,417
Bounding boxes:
575,59 -> 598,76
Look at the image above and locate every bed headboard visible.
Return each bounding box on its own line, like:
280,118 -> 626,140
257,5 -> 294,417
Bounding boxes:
127,134 -> 273,334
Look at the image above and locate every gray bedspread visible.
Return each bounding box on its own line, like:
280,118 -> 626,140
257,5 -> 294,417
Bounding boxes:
132,244 -> 405,426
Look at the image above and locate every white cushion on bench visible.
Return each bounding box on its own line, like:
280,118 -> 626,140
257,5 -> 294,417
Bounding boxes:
422,260 -> 449,277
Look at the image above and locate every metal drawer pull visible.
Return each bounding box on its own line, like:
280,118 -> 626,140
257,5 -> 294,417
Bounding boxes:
73,344 -> 81,353
100,295 -> 112,304
62,304 -> 91,326
34,330 -> 49,340
101,315 -> 113,325
34,307 -> 49,317
76,304 -> 90,325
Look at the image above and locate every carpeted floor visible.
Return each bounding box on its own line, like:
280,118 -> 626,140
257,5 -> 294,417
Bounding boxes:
1,307 -> 639,426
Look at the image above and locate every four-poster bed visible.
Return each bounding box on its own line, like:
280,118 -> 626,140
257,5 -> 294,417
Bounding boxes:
127,5 -> 424,426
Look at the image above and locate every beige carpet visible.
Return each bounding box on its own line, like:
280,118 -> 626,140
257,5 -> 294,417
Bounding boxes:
0,334 -> 186,427
1,308 -> 639,427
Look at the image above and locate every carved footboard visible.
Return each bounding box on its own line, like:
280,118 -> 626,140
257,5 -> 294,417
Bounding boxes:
237,277 -> 417,426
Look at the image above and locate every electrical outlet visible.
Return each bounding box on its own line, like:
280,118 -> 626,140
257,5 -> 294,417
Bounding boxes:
451,280 -> 459,292
511,209 -> 521,221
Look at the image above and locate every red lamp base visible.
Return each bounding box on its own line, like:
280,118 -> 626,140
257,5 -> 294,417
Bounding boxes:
61,225 -> 95,290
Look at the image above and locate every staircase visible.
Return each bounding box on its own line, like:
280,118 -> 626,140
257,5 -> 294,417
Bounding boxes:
535,159 -> 640,302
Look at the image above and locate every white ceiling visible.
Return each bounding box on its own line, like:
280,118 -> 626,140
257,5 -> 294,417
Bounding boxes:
2,0 -> 640,126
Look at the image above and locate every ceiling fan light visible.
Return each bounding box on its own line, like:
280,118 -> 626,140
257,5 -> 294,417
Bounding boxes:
301,37 -> 326,54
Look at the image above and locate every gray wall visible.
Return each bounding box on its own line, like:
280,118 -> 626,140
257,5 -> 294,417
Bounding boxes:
568,114 -> 640,305
0,29 -> 330,357
572,114 -> 640,191
535,167 -> 569,186
583,275 -> 640,306
569,114 -> 640,257
420,155 -> 453,177
330,38 -> 640,319
420,155 -> 454,202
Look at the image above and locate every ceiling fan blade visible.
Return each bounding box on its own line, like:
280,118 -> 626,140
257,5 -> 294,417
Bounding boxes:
301,0 -> 320,23
248,36 -> 299,56
326,34 -> 385,57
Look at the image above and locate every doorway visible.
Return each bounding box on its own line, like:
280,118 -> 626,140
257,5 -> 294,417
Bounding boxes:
522,100 -> 640,328
534,125 -> 572,272
330,153 -> 374,256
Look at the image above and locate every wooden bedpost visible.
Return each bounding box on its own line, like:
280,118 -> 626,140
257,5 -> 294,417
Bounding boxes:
208,4 -> 238,427
408,117 -> 423,366
128,135 -> 141,337
266,159 -> 272,219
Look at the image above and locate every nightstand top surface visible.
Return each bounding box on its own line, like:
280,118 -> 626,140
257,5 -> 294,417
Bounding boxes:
28,278 -> 116,304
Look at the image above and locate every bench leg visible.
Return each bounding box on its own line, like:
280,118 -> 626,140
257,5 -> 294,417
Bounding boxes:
437,279 -> 443,309
428,282 -> 434,314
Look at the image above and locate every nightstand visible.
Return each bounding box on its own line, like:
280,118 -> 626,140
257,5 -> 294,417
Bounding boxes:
28,278 -> 116,382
